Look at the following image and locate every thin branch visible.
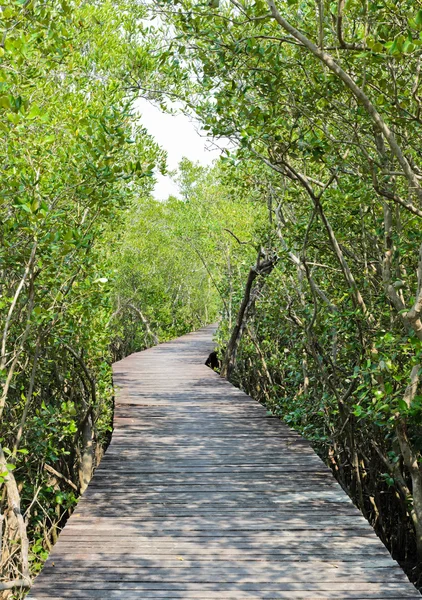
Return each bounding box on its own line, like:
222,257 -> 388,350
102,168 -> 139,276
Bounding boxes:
43,464 -> 78,491
0,242 -> 37,371
266,0 -> 422,201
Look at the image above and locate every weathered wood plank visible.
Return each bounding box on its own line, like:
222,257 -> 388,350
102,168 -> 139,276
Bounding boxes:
28,325 -> 420,599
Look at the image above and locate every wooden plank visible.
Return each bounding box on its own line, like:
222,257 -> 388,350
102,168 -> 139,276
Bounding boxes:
28,325 -> 420,599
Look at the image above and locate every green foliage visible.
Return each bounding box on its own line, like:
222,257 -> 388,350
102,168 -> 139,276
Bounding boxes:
4,0 -> 422,592
154,0 -> 422,584
109,158 -> 260,357
0,0 -> 164,588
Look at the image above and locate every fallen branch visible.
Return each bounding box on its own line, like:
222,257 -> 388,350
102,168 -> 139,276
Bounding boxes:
0,578 -> 31,591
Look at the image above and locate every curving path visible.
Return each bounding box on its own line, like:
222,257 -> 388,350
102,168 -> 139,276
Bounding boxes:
29,325 -> 420,599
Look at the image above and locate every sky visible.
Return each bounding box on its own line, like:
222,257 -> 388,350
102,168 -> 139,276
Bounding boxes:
134,98 -> 227,199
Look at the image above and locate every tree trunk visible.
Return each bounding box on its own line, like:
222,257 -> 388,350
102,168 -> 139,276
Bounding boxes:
221,249 -> 277,379
0,445 -> 31,591
79,414 -> 94,494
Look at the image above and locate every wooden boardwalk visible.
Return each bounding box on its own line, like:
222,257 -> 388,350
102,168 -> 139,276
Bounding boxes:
29,325 -> 420,599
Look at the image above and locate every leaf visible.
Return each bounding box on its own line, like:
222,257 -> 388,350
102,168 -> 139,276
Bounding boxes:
27,104 -> 41,119
387,39 -> 399,54
7,112 -> 19,124
398,398 -> 408,412
0,95 -> 11,109
2,7 -> 13,19
385,382 -> 393,394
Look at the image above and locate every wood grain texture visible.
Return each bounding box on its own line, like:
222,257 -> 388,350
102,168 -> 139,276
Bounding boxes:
28,325 -> 420,599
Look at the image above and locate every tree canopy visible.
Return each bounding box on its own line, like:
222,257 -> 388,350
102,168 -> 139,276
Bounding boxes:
2,0 -> 422,594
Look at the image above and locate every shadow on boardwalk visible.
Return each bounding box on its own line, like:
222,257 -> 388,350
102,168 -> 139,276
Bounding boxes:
28,325 -> 421,599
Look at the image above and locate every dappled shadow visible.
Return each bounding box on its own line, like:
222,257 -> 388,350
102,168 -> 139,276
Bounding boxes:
27,326 -> 420,600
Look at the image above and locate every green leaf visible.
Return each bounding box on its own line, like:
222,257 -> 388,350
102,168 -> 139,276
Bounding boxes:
2,7 -> 13,19
27,104 -> 41,119
398,398 -> 408,412
0,95 -> 11,109
6,112 -> 19,124
387,39 -> 399,54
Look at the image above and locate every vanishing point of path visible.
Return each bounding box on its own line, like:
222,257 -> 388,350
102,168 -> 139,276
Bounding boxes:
29,325 -> 420,599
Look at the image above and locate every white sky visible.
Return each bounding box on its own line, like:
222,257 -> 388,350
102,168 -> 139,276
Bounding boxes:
135,98 -> 227,199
